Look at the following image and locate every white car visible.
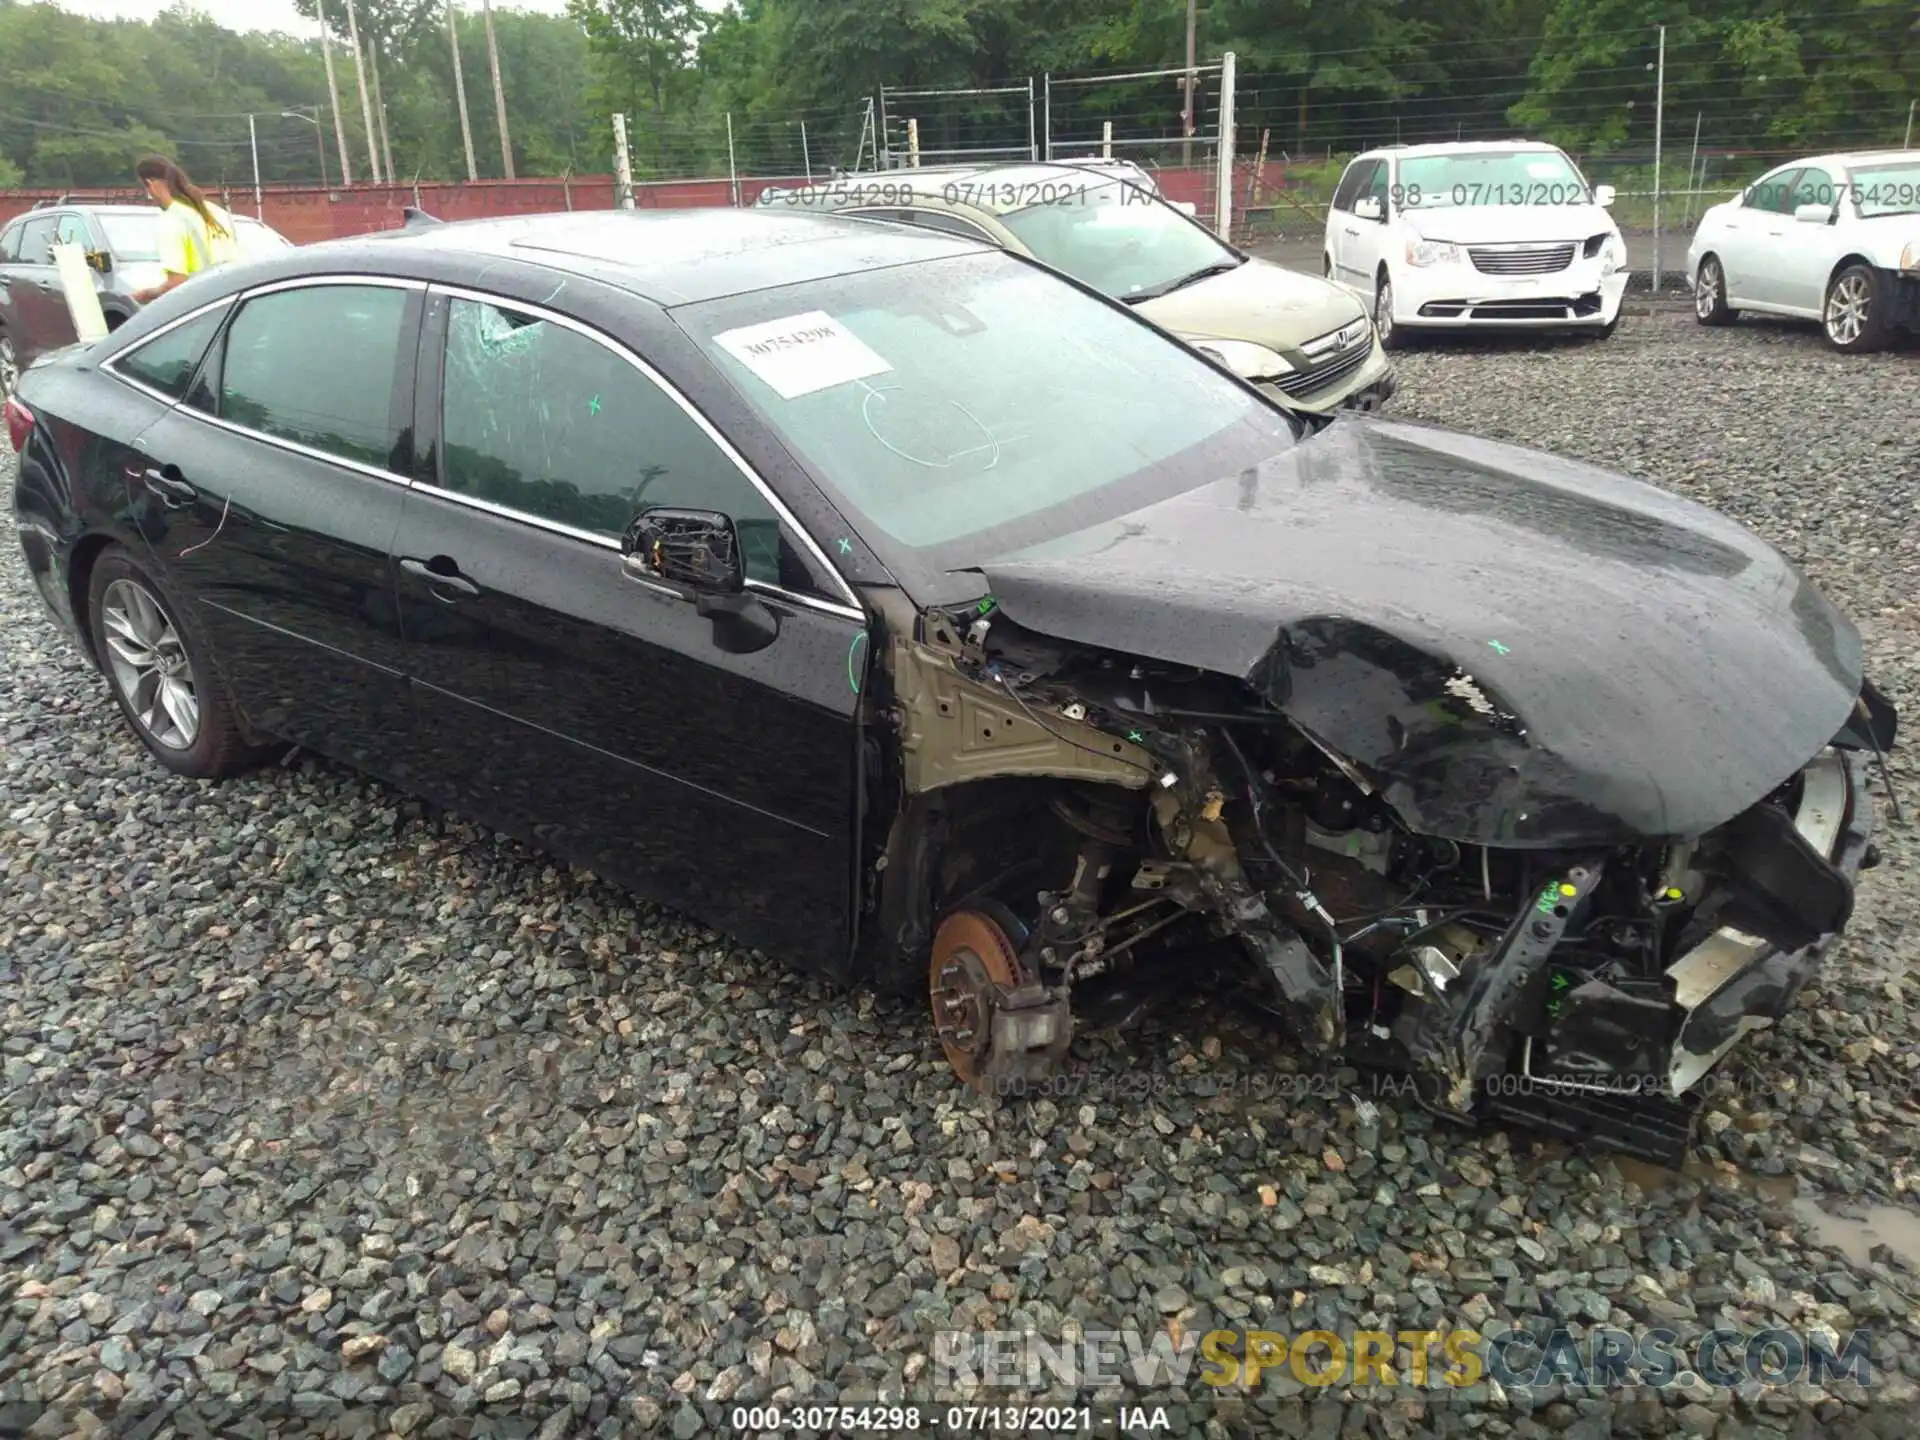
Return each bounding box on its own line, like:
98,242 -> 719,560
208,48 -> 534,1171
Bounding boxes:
1687,149 -> 1920,352
1324,140 -> 1628,347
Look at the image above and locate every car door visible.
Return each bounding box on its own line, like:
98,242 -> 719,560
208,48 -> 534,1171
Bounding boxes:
1763,165 -> 1843,314
5,215 -> 72,365
1718,166 -> 1801,309
1332,160 -> 1388,291
389,283 -> 868,973
123,275 -> 423,780
0,218 -> 23,389
1326,159 -> 1374,288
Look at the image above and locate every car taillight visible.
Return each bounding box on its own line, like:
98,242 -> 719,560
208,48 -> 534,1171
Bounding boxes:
3,395 -> 32,455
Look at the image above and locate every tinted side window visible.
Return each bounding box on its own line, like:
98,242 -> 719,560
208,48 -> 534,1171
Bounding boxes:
440,297 -> 794,586
0,222 -> 18,262
116,306 -> 229,401
1331,161 -> 1369,211
1794,167 -> 1839,210
1746,168 -> 1802,214
219,285 -> 411,471
17,218 -> 57,266
1367,162 -> 1391,211
55,214 -> 91,248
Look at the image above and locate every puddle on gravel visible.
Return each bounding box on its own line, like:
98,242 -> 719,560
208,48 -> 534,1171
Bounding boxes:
1611,1156 -> 1920,1270
1786,1200 -> 1920,1270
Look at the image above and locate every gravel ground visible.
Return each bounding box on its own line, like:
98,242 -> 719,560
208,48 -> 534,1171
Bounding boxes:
2,310 -> 1917,1439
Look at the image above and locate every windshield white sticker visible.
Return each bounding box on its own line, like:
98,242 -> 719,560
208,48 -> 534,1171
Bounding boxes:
713,311 -> 893,399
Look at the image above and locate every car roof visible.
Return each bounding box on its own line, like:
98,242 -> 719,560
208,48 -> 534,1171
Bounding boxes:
1362,141 -> 1566,160
310,207 -> 990,306
1833,148 -> 1920,167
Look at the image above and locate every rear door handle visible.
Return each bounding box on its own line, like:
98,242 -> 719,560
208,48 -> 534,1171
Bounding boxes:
132,463 -> 197,508
400,556 -> 479,598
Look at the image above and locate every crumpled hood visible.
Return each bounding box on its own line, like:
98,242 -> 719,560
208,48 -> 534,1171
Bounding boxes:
1137,256 -> 1366,347
980,417 -> 1865,847
1405,204 -> 1616,247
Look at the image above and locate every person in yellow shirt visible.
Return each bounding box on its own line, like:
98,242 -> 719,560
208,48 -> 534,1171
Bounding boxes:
130,155 -> 238,303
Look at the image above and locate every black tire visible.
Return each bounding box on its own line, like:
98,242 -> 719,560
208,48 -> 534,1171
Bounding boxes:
1694,255 -> 1737,326
1822,263 -> 1893,353
86,545 -> 263,779
1323,252 -> 1334,279
0,327 -> 18,400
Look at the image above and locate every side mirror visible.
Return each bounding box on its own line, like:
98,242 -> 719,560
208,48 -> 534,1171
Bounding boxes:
623,506 -> 744,592
621,506 -> 777,654
1793,202 -> 1831,224
1593,184 -> 1616,208
1353,196 -> 1384,222
85,249 -> 113,273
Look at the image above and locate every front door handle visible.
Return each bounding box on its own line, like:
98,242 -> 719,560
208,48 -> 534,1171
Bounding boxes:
400,556 -> 480,599
134,463 -> 197,508
1343,227 -> 1360,237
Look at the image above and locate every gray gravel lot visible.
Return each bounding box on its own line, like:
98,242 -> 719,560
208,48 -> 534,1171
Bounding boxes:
2,309 -> 1917,1439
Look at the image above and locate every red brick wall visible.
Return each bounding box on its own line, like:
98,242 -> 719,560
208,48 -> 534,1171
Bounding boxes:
0,165 -> 1285,243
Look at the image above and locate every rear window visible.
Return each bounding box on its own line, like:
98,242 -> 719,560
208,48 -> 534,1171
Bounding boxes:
115,305 -> 229,400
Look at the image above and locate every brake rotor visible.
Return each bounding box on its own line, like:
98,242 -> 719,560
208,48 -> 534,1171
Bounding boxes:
929,908 -> 1027,1090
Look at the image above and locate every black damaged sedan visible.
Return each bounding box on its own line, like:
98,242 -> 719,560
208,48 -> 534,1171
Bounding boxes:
6,208 -> 1898,1161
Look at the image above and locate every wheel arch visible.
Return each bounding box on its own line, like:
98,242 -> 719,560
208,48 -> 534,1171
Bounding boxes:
1826,253 -> 1877,290
66,531 -> 120,668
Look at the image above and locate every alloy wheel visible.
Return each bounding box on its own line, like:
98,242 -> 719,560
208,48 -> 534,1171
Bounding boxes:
101,577 -> 200,750
1375,279 -> 1395,344
1825,274 -> 1869,346
0,334 -> 17,398
1695,261 -> 1721,320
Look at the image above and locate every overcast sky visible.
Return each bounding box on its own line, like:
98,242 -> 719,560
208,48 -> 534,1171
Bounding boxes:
58,0 -> 574,37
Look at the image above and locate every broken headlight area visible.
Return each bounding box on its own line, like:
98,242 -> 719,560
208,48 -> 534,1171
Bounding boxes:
880,603 -> 1891,1165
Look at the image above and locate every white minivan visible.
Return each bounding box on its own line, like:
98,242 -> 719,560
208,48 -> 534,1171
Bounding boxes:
1323,140 -> 1629,346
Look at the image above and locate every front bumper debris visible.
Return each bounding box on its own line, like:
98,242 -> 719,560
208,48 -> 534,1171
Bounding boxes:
1443,748 -> 1875,1162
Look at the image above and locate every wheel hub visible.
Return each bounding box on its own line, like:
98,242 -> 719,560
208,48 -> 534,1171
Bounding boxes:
929,909 -> 1072,1092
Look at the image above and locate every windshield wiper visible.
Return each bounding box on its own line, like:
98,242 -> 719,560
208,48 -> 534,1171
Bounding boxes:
1125,256 -> 1246,303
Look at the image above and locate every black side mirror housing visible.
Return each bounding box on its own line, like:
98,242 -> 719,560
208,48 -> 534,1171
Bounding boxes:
86,250 -> 113,274
622,506 -> 776,654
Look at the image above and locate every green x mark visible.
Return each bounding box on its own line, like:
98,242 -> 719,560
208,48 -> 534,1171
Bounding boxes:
588,395 -> 602,416
836,537 -> 853,554
1487,639 -> 1510,655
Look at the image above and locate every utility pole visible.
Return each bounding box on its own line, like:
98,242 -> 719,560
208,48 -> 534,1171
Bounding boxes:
248,113 -> 263,217
448,2 -> 479,183
315,0 -> 352,185
369,45 -> 397,186
343,0 -> 382,184
1652,24 -> 1666,293
612,113 -> 635,208
482,0 -> 514,179
1182,0 -> 1197,167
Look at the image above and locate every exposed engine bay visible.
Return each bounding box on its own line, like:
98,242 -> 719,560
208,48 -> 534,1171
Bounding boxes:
859,591 -> 1896,1164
